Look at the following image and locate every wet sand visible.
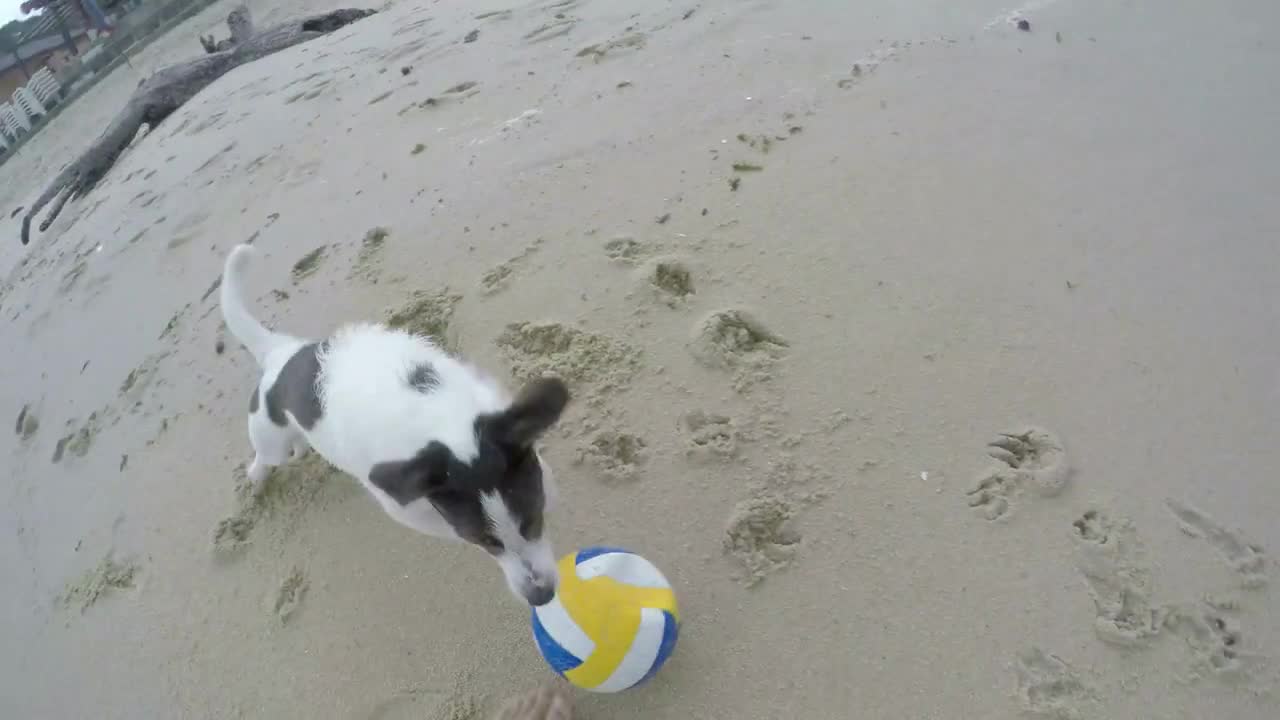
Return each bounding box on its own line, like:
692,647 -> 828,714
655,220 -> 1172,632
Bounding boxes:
2,0 -> 1278,718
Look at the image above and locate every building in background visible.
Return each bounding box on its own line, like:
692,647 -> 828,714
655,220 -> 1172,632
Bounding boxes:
21,0 -> 114,33
0,0 -> 117,98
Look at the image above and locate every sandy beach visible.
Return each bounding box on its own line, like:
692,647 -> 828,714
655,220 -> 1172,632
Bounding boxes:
1,0 -> 1277,717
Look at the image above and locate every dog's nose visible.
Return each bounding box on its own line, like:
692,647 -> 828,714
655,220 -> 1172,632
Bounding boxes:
526,583 -> 556,607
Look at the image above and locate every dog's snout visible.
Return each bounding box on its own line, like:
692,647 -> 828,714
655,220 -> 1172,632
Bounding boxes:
525,582 -> 556,607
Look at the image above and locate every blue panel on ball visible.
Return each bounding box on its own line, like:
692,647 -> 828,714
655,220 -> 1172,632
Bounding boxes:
531,609 -> 583,675
574,546 -> 631,565
636,610 -> 679,687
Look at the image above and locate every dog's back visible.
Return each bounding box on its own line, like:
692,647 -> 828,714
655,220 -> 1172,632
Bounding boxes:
303,323 -> 509,482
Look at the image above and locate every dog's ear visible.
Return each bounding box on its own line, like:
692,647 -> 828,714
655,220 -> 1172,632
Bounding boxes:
489,377 -> 570,448
368,446 -> 447,506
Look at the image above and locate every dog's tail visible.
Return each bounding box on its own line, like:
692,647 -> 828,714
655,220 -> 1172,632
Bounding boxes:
220,245 -> 284,366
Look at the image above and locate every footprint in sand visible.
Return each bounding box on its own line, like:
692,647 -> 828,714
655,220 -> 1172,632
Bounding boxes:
1165,499 -> 1268,589
291,245 -> 328,284
966,427 -> 1069,521
723,459 -> 832,586
212,457 -> 357,561
51,412 -> 101,464
681,410 -> 738,463
479,238 -> 543,296
402,80 -> 481,114
1068,510 -> 1269,681
575,429 -> 647,483
14,403 -> 39,442
688,308 -> 787,391
384,289 -> 462,351
602,235 -> 653,265
1162,604 -> 1249,678
1070,509 -> 1164,647
59,552 -> 138,614
688,309 -> 786,368
496,321 -> 639,390
724,494 -> 801,587
636,256 -> 695,307
576,32 -> 646,62
723,127 -> 804,182
350,226 -> 391,282
212,514 -> 255,556
271,566 -> 309,625
1013,647 -> 1096,719
119,351 -> 170,409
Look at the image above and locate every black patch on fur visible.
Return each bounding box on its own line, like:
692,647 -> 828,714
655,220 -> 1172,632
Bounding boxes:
407,363 -> 439,393
367,378 -> 570,549
265,342 -> 326,429
369,440 -> 545,552
249,387 -> 260,413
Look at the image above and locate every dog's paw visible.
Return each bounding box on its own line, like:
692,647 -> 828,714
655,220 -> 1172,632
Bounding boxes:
246,458 -> 270,488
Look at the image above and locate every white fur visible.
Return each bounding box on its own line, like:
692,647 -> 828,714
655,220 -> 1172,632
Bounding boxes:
221,245 -> 559,603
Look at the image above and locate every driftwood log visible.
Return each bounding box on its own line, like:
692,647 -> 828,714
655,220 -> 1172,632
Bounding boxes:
20,6 -> 376,246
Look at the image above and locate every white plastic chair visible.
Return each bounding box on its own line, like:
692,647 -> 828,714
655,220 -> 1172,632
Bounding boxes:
30,67 -> 62,107
13,86 -> 46,121
1,103 -> 28,137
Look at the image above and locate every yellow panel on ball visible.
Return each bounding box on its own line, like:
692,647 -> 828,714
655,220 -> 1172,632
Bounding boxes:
531,547 -> 680,693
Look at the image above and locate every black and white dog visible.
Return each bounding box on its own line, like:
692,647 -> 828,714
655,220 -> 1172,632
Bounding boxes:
220,245 -> 568,606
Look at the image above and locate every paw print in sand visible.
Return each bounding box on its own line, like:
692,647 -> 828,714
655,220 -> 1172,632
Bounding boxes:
966,427 -> 1069,521
987,427 -> 1069,495
966,471 -> 1016,521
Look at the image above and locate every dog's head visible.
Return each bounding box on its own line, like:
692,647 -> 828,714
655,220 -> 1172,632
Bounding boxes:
369,377 -> 569,606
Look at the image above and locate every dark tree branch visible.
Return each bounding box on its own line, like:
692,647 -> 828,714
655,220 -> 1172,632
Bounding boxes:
201,5 -> 254,54
21,7 -> 376,246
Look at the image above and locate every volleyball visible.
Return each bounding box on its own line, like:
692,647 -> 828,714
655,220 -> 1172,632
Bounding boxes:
531,547 -> 680,693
